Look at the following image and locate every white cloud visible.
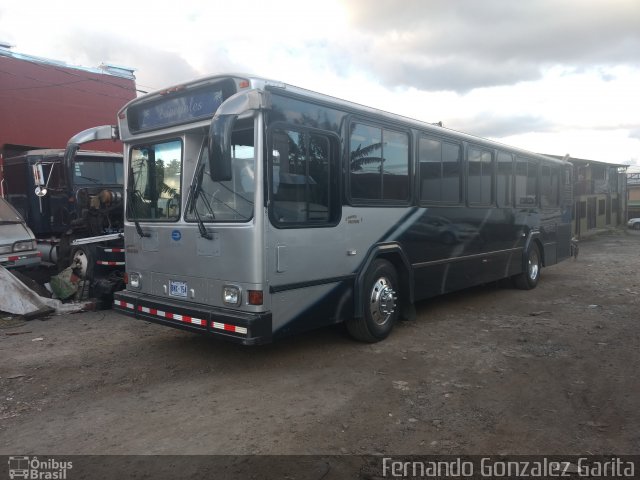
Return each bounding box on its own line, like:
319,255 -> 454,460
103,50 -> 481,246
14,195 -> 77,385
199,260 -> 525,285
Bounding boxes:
1,0 -> 639,163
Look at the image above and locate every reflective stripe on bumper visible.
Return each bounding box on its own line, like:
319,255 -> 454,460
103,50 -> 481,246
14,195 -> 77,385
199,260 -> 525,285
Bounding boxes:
113,290 -> 272,345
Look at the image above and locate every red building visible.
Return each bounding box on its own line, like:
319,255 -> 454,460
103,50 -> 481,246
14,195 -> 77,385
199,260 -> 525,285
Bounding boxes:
0,46 -> 137,157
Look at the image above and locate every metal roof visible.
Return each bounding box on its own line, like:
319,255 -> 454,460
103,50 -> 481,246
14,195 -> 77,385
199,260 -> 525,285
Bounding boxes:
0,46 -> 135,79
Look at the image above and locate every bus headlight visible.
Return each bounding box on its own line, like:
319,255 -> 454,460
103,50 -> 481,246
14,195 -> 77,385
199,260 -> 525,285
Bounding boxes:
129,272 -> 141,289
223,285 -> 241,306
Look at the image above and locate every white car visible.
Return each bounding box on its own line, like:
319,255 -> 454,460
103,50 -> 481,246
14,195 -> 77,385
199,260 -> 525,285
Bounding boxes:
0,198 -> 41,269
628,218 -> 640,230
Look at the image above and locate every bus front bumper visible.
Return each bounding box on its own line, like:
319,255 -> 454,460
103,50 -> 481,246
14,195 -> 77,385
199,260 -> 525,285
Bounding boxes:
113,290 -> 272,345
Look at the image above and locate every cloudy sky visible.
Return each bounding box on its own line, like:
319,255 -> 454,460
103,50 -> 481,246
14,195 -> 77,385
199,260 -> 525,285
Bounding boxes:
1,0 -> 639,167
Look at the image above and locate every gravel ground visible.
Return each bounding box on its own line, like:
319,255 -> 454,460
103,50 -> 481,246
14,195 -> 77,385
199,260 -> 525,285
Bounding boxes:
1,230 -> 639,457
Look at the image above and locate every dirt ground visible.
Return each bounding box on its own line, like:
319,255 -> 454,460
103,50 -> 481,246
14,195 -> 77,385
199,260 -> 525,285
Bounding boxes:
1,230 -> 639,456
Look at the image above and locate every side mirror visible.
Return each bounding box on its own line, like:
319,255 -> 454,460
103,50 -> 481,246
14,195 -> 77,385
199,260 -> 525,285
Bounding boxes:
208,114 -> 236,182
207,89 -> 271,182
31,163 -> 49,198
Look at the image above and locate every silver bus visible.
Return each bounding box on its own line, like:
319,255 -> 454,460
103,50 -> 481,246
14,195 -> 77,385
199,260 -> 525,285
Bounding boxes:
73,74 -> 573,344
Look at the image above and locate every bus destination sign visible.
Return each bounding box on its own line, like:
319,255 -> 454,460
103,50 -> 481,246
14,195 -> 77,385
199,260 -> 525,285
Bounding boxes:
136,89 -> 224,132
128,79 -> 237,133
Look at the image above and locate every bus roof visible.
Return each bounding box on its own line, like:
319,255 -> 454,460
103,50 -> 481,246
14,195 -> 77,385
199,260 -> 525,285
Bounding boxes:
122,73 -> 569,166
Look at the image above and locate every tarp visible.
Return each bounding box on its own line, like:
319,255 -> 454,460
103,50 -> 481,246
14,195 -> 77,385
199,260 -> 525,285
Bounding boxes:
0,265 -> 88,317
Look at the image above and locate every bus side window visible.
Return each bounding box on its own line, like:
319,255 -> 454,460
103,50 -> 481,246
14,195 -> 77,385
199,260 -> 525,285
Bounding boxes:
467,147 -> 494,205
541,164 -> 560,208
381,129 -> 409,201
496,151 -> 514,207
516,157 -> 538,206
350,123 -> 382,200
349,122 -> 409,202
419,135 -> 461,203
270,128 -> 331,225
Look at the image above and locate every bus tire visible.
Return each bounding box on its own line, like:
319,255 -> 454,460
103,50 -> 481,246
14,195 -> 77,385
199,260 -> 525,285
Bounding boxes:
513,243 -> 541,290
347,259 -> 399,342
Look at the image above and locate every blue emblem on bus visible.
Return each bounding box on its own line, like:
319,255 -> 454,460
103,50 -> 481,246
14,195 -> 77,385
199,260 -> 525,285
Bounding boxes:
171,230 -> 182,241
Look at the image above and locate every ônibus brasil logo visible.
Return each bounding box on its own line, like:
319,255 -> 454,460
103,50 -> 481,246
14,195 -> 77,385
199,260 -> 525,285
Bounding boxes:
8,456 -> 72,479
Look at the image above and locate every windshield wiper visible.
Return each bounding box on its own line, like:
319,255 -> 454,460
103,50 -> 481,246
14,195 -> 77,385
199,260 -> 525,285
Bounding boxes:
216,180 -> 253,206
126,188 -> 150,238
186,163 -> 212,240
77,175 -> 101,184
209,194 -> 246,219
193,204 -> 212,240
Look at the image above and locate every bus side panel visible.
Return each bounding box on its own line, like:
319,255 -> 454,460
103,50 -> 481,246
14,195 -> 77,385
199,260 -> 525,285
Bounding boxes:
412,253 -> 511,300
400,205 -> 526,299
543,242 -> 558,266
271,281 -> 354,340
412,263 -> 475,301
267,207 -> 420,336
412,265 -> 445,301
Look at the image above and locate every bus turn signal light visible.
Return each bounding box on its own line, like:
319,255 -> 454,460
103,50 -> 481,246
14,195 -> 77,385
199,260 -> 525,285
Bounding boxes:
248,290 -> 263,305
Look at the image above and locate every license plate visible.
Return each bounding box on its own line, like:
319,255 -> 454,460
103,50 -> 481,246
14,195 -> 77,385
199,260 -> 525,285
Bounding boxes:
169,280 -> 188,297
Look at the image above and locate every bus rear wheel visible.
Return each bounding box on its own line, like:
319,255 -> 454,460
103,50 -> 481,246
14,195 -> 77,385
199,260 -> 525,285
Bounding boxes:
347,259 -> 399,343
513,244 -> 541,290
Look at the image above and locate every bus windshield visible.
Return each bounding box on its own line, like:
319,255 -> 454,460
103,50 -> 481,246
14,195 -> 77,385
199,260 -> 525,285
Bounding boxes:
128,139 -> 183,221
186,126 -> 255,223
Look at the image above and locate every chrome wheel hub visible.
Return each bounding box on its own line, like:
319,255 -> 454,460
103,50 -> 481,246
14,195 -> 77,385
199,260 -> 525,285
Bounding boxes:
528,251 -> 539,280
369,277 -> 397,325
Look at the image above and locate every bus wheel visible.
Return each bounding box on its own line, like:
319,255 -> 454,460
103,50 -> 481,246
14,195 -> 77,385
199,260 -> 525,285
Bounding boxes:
513,244 -> 541,290
347,259 -> 399,342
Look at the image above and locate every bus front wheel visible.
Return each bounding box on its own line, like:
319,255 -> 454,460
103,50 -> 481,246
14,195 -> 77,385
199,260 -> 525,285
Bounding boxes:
513,244 -> 541,290
347,259 -> 399,343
